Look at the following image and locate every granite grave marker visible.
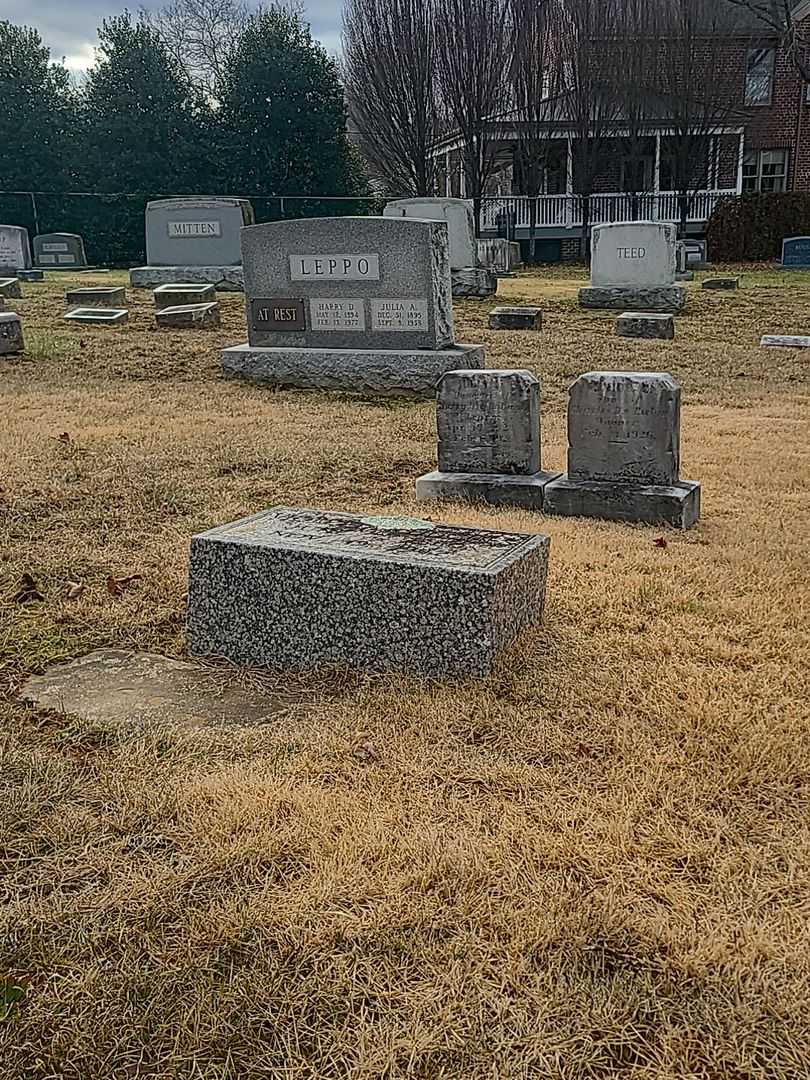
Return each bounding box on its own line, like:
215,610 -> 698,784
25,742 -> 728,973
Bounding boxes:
0,225 -> 32,273
33,233 -> 87,268
780,237 -> 810,268
579,221 -> 686,313
0,312 -> 23,355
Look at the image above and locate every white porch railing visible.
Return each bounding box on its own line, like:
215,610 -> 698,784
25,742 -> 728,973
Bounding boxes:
480,190 -> 736,232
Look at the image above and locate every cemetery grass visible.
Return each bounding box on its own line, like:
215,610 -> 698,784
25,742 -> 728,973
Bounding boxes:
1,269 -> 809,1079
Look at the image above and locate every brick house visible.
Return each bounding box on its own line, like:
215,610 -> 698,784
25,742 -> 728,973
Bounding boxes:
433,0 -> 810,257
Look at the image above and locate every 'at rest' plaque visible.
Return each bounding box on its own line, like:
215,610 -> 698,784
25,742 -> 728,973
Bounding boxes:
251,298 -> 306,331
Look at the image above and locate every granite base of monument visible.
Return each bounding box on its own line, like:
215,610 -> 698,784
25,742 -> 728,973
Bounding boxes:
130,266 -> 244,291
544,477 -> 701,529
452,267 -> 498,299
187,507 -> 551,677
416,469 -> 561,509
221,343 -> 486,397
579,285 -> 686,313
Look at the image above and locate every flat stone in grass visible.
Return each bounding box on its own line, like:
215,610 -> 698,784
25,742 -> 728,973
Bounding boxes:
187,506 -> 551,677
65,286 -> 126,307
19,648 -> 314,729
416,369 -> 561,510
544,371 -> 700,528
579,285 -> 686,313
0,277 -> 21,299
17,269 -> 44,282
0,312 -> 23,355
64,307 -> 129,325
488,306 -> 542,330
761,335 -> 810,348
156,302 -> 220,329
153,282 -> 216,309
702,277 -> 739,290
616,312 -> 675,340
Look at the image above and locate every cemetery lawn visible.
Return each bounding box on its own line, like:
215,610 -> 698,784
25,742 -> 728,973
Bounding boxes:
2,267 -> 810,1079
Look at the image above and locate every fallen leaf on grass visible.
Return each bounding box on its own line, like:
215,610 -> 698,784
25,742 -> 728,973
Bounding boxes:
653,537 -> 668,549
14,573 -> 44,603
107,574 -> 143,596
54,432 -> 72,445
64,581 -> 85,600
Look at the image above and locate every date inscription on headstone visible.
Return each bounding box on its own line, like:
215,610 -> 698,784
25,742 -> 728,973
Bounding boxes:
290,254 -> 380,281
251,298 -> 306,331
309,298 -> 365,331
370,299 -> 428,332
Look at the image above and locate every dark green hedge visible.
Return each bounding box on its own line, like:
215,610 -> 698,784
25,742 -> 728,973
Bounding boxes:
706,193 -> 810,262
0,192 -> 385,267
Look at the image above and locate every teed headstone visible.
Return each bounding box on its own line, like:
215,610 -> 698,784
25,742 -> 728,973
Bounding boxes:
580,221 -> 685,313
33,232 -> 87,268
544,371 -> 700,528
187,506 -> 551,677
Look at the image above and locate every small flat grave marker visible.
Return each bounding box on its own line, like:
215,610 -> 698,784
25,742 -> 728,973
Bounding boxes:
156,302 -> 220,329
761,334 -> 810,348
64,307 -> 129,325
153,282 -> 216,309
0,311 -> 23,355
780,237 -> 810,268
488,306 -> 542,331
187,506 -> 551,677
65,287 -> 126,308
0,277 -> 21,299
616,312 -> 675,340
702,277 -> 739,290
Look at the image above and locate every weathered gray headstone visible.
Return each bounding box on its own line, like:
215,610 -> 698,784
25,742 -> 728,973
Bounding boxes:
0,312 -> 23,355
33,233 -> 87,268
780,237 -> 810,268
0,225 -> 32,272
0,278 -> 21,299
761,334 -> 810,348
384,197 -> 476,269
544,371 -> 700,528
130,198 -> 254,289
478,238 -> 523,274
683,240 -> 707,269
221,216 -> 485,396
187,506 -> 551,677
702,277 -> 739,290
616,312 -> 675,340
156,302 -> 220,329
153,283 -> 216,310
488,306 -> 542,331
65,287 -> 126,308
579,221 -> 685,313
64,308 -> 129,325
416,370 -> 561,508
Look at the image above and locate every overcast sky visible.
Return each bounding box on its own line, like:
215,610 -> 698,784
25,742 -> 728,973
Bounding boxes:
0,1 -> 343,70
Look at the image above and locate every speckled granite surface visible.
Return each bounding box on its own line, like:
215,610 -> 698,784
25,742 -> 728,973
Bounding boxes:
579,285 -> 686,313
187,507 -> 551,677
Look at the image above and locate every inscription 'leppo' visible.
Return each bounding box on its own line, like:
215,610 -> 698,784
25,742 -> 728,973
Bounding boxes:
290,254 -> 380,281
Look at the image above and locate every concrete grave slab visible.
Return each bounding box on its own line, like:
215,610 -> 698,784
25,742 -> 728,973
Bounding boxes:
130,266 -> 244,291
0,312 -> 23,355
153,282 -> 216,309
0,278 -> 21,299
156,301 -> 220,329
19,648 -> 319,729
187,507 -> 551,677
64,307 -> 129,325
488,306 -> 542,330
33,232 -> 87,268
761,335 -> 810,348
65,287 -> 126,307
616,312 -> 675,340
702,277 -> 739,290
579,285 -> 686,313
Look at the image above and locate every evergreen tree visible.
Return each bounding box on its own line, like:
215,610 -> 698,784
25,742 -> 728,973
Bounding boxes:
80,14 -> 208,193
0,21 -> 75,191
216,9 -> 364,196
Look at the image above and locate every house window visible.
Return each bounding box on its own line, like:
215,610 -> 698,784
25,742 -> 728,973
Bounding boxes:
745,46 -> 776,105
621,157 -> 654,193
742,149 -> 788,192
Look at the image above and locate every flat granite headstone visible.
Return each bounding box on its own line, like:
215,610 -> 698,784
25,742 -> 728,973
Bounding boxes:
616,312 -> 675,340
64,307 -> 129,325
19,648 -> 319,729
544,371 -> 700,528
65,287 -> 126,308
0,277 -> 21,299
221,216 -> 485,397
488,306 -> 542,330
702,277 -> 739,290
761,334 -> 810,348
33,232 -> 87,268
780,236 -> 810,268
0,225 -> 32,271
153,282 -> 216,309
580,221 -> 684,313
156,301 -> 220,329
0,312 -> 23,355
187,506 -> 551,677
416,370 -> 561,509
130,197 -> 254,290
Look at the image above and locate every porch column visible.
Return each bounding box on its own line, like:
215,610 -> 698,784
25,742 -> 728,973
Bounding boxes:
445,150 -> 451,197
565,135 -> 574,228
459,156 -> 466,198
654,133 -> 661,220
736,131 -> 745,194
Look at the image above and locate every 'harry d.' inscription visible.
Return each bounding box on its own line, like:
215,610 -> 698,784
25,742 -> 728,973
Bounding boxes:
221,216 -> 485,394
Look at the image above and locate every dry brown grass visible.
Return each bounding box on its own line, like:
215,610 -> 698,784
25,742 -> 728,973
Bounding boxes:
1,268 -> 809,1079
